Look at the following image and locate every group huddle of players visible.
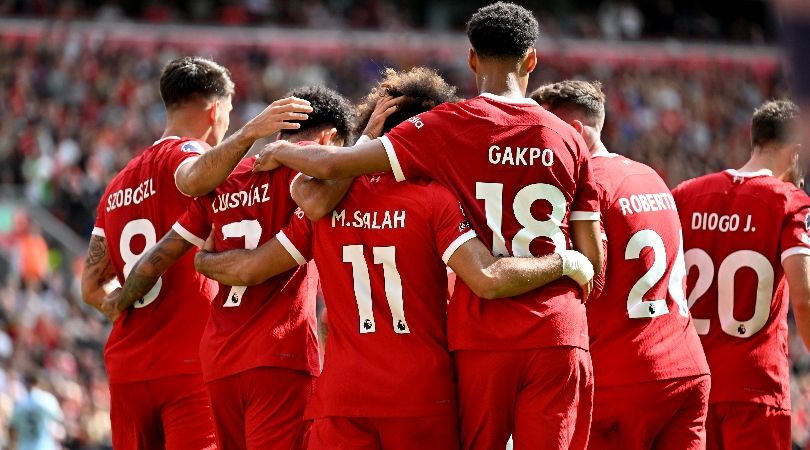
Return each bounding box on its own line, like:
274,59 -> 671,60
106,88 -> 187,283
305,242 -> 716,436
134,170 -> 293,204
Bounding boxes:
77,2 -> 810,450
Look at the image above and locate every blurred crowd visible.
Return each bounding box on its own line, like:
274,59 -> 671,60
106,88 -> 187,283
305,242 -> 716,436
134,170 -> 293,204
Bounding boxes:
0,26 -> 805,449
0,0 -> 776,43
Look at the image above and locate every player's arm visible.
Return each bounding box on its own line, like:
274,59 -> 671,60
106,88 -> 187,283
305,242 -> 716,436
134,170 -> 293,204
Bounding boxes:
175,97 -> 313,196
102,230 -> 194,320
571,219 -> 604,275
784,254 -> 810,349
447,238 -> 594,300
194,238 -> 300,286
290,175 -> 353,221
254,139 -> 390,180
80,235 -> 117,313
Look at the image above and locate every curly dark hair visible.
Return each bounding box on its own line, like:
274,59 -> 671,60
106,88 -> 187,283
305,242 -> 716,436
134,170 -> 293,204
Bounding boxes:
751,100 -> 800,148
159,56 -> 235,110
466,2 -> 539,59
530,80 -> 606,127
279,85 -> 355,143
356,67 -> 460,136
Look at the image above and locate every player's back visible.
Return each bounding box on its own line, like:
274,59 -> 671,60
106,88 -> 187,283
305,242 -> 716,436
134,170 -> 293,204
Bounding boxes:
673,169 -> 810,409
589,153 -> 708,387
93,137 -> 214,383
382,93 -> 599,351
296,174 -> 472,419
173,157 -> 319,383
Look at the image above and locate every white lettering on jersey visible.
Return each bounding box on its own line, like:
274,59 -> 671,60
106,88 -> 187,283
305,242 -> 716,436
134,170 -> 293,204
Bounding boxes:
106,178 -> 157,212
617,192 -> 677,216
211,183 -> 272,214
691,212 -> 756,233
487,146 -> 554,167
330,209 -> 406,229
407,115 -> 424,129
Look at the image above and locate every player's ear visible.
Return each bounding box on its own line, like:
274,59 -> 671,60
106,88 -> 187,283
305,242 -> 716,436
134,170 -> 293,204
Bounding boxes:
521,48 -> 537,75
571,119 -> 585,136
208,99 -> 219,126
318,128 -> 338,145
468,48 -> 477,73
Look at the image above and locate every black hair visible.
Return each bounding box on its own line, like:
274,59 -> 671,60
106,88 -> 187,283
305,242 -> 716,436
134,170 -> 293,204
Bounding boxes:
751,100 -> 800,148
279,85 -> 355,143
356,67 -> 460,135
159,56 -> 235,110
466,2 -> 539,59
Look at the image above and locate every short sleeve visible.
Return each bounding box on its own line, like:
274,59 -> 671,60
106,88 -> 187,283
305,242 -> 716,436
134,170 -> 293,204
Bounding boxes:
379,108 -> 447,182
92,197 -> 106,238
172,197 -> 212,248
570,141 -> 601,221
168,140 -> 211,195
277,208 -> 313,266
430,184 -> 477,264
780,191 -> 810,262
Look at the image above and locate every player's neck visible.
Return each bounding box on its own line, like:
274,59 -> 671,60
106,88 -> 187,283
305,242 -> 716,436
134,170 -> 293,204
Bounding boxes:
590,140 -> 610,157
163,113 -> 213,144
738,153 -> 790,178
476,68 -> 527,100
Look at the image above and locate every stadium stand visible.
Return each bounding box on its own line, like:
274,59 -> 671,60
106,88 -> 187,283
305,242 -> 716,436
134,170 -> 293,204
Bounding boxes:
0,13 -> 805,450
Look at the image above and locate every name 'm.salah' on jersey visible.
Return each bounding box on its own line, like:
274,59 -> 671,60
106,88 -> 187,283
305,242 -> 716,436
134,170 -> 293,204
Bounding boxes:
673,169 -> 810,410
380,93 -> 600,351
173,156 -> 319,383
92,136 -> 216,384
588,153 -> 709,388
278,174 -> 476,418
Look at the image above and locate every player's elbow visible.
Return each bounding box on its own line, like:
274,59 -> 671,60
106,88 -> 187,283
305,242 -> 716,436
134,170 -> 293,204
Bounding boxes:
467,272 -> 502,300
177,175 -> 208,198
301,201 -> 332,222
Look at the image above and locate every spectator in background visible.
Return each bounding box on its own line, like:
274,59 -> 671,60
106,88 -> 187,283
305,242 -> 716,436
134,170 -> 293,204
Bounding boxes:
9,372 -> 64,450
14,214 -> 49,290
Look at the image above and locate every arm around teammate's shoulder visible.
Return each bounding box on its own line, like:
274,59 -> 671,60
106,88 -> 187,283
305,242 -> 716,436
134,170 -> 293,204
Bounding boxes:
570,219 -> 604,275
446,238 -> 594,300
255,138 -> 392,180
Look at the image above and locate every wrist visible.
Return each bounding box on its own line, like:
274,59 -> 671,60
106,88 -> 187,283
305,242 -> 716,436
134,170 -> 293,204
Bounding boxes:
559,250 -> 595,285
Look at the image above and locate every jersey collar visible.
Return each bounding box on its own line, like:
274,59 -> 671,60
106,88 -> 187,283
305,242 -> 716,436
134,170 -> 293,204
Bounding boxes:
725,168 -> 773,178
153,136 -> 181,145
480,92 -> 539,106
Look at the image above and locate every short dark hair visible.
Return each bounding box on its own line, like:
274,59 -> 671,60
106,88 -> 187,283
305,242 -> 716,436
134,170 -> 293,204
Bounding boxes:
751,100 -> 800,148
356,67 -> 460,136
279,85 -> 355,143
531,80 -> 606,127
159,57 -> 235,110
467,2 -> 539,59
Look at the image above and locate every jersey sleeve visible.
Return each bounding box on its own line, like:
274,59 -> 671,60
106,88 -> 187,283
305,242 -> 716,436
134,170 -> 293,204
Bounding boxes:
569,140 -> 601,221
277,208 -> 313,266
780,190 -> 810,262
168,140 -> 211,195
172,196 -> 212,248
430,184 -> 478,264
378,108 -> 447,182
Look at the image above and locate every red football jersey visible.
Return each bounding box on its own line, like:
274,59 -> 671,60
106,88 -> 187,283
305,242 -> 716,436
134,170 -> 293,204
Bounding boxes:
380,93 -> 600,351
588,153 -> 709,388
279,174 -> 476,418
173,157 -> 319,383
673,169 -> 810,409
92,136 -> 215,384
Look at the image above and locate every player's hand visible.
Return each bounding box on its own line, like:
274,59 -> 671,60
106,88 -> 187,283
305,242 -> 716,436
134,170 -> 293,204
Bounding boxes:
253,140 -> 291,172
101,288 -> 123,322
559,250 -> 595,303
243,97 -> 313,140
203,231 -> 216,252
362,96 -> 405,139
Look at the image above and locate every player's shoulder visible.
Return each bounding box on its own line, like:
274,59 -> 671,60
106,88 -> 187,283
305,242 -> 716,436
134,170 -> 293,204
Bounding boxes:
672,171 -> 727,197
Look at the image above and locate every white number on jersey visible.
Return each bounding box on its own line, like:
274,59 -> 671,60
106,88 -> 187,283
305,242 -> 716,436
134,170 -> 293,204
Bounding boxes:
475,182 -> 567,257
120,219 -> 163,308
343,245 -> 409,334
685,248 -> 774,338
220,220 -> 263,307
624,229 -> 690,319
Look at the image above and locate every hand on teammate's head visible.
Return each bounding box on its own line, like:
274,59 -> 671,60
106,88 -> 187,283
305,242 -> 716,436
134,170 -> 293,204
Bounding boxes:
362,96 -> 405,139
244,97 -> 313,140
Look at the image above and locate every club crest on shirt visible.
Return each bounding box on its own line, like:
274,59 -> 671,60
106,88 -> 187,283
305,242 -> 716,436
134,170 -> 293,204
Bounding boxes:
459,220 -> 471,233
181,141 -> 204,154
